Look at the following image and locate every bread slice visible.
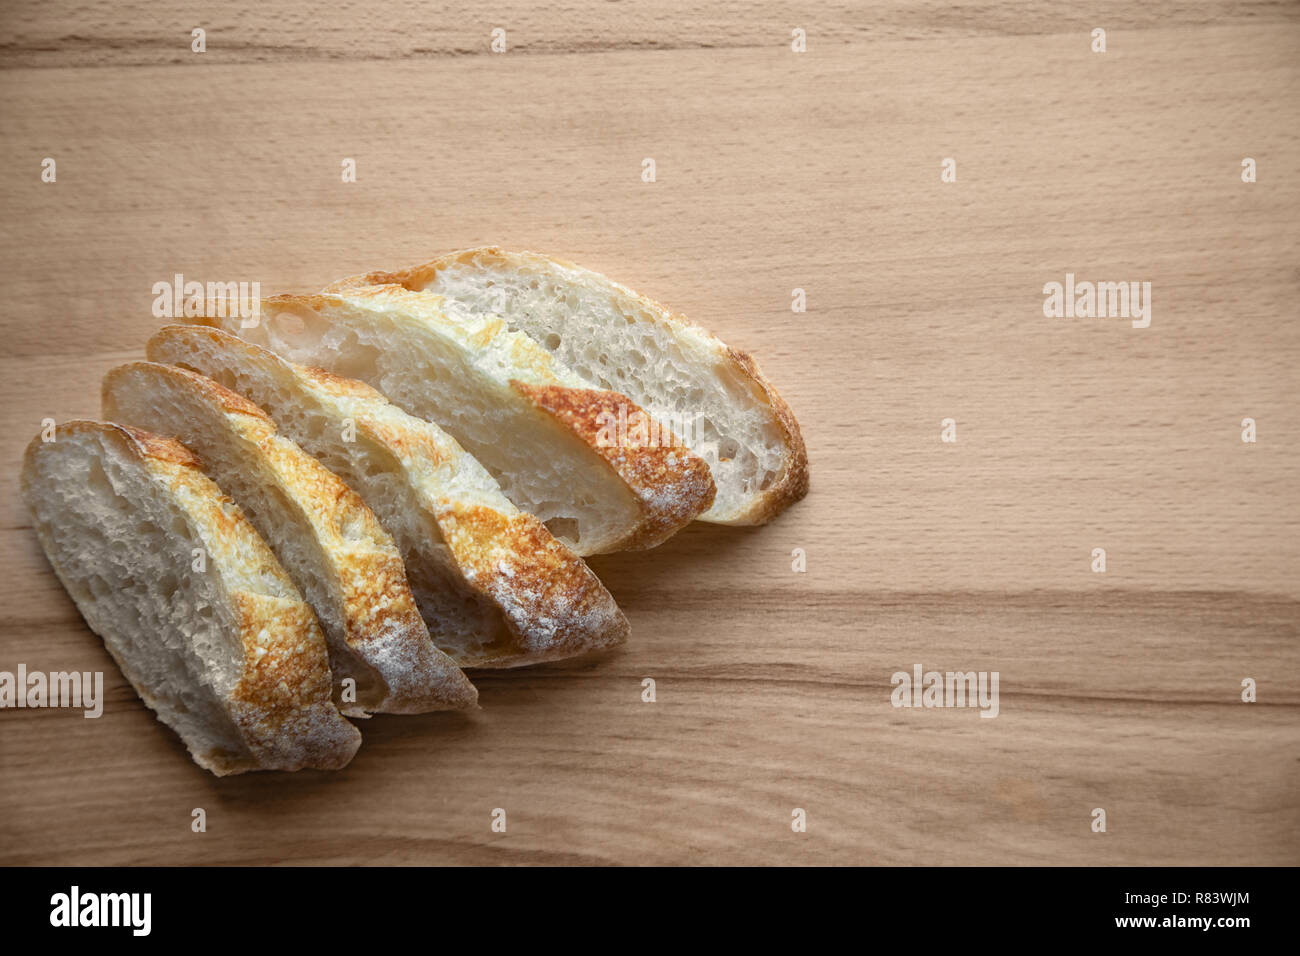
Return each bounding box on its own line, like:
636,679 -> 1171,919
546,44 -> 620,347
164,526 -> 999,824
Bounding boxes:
101,362 -> 477,715
146,324 -> 630,668
20,421 -> 361,775
184,289 -> 716,555
329,248 -> 808,524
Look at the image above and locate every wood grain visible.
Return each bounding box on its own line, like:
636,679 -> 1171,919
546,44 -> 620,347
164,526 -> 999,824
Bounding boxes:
1,2 -> 1297,865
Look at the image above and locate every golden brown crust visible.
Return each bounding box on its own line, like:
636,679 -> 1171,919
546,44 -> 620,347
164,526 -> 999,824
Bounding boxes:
247,437 -> 437,679
330,268 -> 403,290
113,422 -> 204,469
225,588 -> 360,772
510,381 -> 716,550
723,347 -> 810,524
438,503 -> 630,664
297,363 -> 392,403
327,249 -> 497,296
228,591 -> 333,712
363,417 -> 452,471
266,291 -> 333,312
48,420 -> 206,474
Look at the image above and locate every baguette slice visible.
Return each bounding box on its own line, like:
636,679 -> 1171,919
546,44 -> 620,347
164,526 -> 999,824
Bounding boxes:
184,289 -> 715,555
147,324 -> 630,668
20,421 -> 361,775
102,362 -> 477,715
329,248 -> 809,524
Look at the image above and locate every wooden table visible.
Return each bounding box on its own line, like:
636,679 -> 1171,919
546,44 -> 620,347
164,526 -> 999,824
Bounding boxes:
1,1 -> 1297,866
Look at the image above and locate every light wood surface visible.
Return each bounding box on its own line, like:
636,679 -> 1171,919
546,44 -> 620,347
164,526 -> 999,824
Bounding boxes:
1,2 -> 1298,866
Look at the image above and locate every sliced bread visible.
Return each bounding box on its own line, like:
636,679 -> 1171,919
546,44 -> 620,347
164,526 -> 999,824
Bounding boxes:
185,290 -> 716,555
20,421 -> 362,775
329,248 -> 808,524
101,362 -> 477,715
146,324 -> 630,668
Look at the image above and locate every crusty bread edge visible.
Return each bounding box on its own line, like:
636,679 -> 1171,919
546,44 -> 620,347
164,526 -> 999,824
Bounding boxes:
507,380 -> 716,550
718,344 -> 810,525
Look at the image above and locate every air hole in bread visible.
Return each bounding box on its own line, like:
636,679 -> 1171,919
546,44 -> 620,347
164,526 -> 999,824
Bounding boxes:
271,311 -> 306,337
332,338 -> 382,382
304,414 -> 327,439
544,516 -> 580,543
87,457 -> 131,512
